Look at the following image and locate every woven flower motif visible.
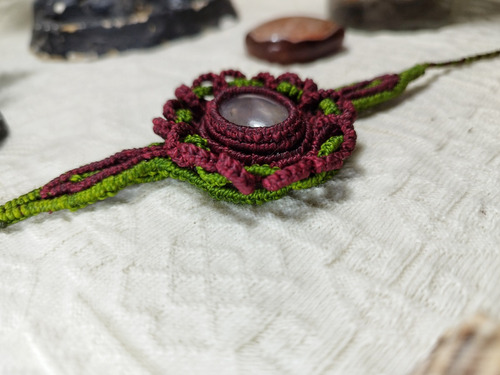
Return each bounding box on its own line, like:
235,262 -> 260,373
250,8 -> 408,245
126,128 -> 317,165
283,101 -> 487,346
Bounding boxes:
3,48 -> 498,226
152,70 -> 357,203
3,58 -> 446,226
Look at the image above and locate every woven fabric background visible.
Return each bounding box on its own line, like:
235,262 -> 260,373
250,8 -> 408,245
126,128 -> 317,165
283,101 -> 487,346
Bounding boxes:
1,1 -> 499,374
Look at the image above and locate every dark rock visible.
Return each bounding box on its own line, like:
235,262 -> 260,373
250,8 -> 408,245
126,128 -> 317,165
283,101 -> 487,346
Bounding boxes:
329,0 -> 453,30
31,0 -> 237,58
0,112 -> 8,142
245,16 -> 344,65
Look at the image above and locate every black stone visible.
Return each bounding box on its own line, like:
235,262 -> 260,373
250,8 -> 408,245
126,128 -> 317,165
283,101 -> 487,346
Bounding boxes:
0,112 -> 8,142
31,0 -> 237,58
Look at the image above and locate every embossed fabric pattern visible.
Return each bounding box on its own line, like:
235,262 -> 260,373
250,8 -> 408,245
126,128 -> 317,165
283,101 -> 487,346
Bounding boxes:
1,0 -> 500,374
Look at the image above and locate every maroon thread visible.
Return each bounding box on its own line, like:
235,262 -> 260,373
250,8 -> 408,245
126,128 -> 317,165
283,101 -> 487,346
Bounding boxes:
40,144 -> 169,198
198,86 -> 314,169
340,74 -> 399,100
261,100 -> 357,191
216,153 -> 256,195
40,69 -> 362,197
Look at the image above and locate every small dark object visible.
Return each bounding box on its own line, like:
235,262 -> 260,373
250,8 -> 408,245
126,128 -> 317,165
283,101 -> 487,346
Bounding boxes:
31,0 -> 237,58
245,16 -> 344,65
329,0 -> 453,30
0,112 -> 8,142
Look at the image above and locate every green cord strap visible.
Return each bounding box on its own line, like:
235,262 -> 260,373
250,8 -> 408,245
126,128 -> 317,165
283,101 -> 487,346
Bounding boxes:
0,158 -> 171,227
350,64 -> 427,112
342,49 -> 500,113
0,132 -> 346,227
0,156 -> 341,227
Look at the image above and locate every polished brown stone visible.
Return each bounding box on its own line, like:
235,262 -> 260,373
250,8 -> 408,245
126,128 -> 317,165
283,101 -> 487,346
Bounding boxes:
246,16 -> 344,65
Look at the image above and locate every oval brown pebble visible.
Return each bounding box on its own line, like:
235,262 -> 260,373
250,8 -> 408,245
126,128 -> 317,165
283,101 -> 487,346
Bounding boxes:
245,16 -> 344,65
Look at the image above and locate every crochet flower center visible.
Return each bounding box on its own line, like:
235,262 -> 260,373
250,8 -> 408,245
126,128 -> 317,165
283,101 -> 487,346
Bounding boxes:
219,92 -> 289,128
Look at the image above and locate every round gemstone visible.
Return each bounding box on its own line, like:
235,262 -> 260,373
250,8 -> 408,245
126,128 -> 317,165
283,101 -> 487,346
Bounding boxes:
219,93 -> 289,127
245,16 -> 344,64
248,16 -> 339,44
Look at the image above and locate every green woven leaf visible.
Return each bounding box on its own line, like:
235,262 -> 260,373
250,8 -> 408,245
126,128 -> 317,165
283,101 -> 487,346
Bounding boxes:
318,135 -> 344,157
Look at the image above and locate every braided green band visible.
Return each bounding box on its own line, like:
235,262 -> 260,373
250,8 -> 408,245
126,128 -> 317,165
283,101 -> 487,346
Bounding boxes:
350,64 -> 427,112
0,153 -> 339,227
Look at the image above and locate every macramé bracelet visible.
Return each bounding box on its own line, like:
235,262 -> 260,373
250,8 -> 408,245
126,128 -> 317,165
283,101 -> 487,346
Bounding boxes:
1,50 -> 499,228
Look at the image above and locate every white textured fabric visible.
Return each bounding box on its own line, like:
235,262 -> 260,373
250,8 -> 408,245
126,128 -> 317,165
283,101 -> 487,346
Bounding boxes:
1,1 -> 500,374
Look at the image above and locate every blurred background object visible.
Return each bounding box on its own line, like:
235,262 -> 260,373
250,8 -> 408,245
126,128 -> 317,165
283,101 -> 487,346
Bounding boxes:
30,0 -> 237,59
245,16 -> 344,65
0,0 -> 32,32
329,0 -> 457,30
410,314 -> 500,375
0,112 -> 8,143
